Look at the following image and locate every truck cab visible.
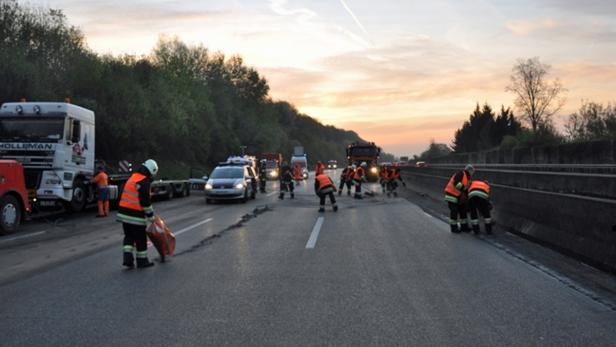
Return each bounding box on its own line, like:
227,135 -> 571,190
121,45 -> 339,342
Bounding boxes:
346,142 -> 382,182
0,102 -> 95,211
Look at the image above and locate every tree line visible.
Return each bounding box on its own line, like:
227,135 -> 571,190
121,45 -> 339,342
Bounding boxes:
0,0 -> 364,176
417,57 -> 615,160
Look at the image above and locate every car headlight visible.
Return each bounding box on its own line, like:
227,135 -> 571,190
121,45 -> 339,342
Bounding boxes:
270,171 -> 278,178
235,183 -> 245,190
370,167 -> 378,174
205,183 -> 213,190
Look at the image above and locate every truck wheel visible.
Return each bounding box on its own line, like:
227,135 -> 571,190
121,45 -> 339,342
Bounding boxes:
0,195 -> 21,235
68,180 -> 87,212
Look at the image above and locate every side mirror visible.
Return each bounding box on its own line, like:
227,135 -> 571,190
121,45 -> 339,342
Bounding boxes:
202,175 -> 208,181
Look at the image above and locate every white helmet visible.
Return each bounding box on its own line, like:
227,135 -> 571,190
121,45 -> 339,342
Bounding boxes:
361,162 -> 367,167
143,159 -> 159,176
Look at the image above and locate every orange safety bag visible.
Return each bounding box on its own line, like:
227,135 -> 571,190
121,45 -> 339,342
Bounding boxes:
146,215 -> 176,257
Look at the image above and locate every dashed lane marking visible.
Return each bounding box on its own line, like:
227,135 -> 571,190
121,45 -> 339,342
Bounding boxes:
174,218 -> 214,236
305,217 -> 324,249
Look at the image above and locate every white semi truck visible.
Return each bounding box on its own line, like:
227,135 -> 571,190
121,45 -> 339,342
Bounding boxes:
0,101 -> 190,214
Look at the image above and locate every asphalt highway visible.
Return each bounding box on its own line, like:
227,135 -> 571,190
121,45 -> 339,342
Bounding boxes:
1,169 -> 616,346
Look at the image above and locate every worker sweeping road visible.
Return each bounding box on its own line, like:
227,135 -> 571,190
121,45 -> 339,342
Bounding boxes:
116,159 -> 158,269
315,172 -> 338,212
386,165 -> 406,197
92,166 -> 109,217
338,165 -> 353,196
353,162 -> 367,199
279,163 -> 295,200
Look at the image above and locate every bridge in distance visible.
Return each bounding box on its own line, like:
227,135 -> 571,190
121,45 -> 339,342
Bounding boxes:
1,169 -> 616,346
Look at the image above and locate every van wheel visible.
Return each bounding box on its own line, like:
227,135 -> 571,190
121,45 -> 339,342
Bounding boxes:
0,195 -> 21,235
68,180 -> 87,212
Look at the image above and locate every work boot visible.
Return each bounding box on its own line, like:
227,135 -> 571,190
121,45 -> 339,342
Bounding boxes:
461,224 -> 471,233
347,191 -> 351,196
279,193 -> 284,200
122,252 -> 134,268
318,207 -> 325,213
393,192 -> 398,197
291,193 -> 295,199
472,225 -> 480,234
338,190 -> 342,196
333,205 -> 338,212
486,223 -> 493,235
450,225 -> 461,233
136,258 -> 154,268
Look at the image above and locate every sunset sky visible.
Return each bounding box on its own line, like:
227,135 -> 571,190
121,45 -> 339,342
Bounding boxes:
30,0 -> 616,155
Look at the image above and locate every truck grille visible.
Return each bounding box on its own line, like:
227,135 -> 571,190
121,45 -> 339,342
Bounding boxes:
2,151 -> 54,168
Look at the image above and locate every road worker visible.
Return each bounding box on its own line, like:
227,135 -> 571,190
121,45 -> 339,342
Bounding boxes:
468,180 -> 493,234
279,163 -> 295,200
259,159 -> 267,193
315,161 -> 326,175
293,164 -> 303,185
315,172 -> 338,212
353,162 -> 367,199
338,165 -> 353,196
117,159 -> 158,268
92,166 -> 109,217
444,164 -> 474,233
380,164 -> 390,190
387,165 -> 406,197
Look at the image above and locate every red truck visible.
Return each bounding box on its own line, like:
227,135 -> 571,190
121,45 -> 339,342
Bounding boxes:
0,160 -> 30,234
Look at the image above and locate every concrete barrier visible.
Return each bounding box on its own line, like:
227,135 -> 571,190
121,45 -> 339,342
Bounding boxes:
401,168 -> 616,272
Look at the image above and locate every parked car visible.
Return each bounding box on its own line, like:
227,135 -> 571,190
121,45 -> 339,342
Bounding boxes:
327,160 -> 338,169
205,165 -> 257,204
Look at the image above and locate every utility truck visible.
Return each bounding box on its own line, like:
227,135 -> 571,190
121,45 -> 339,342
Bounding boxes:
0,101 -> 189,216
347,141 -> 381,182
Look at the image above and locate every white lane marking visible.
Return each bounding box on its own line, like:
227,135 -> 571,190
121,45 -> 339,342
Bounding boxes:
0,230 -> 47,244
266,191 -> 277,197
305,217 -> 324,249
174,218 -> 214,236
423,211 -> 434,219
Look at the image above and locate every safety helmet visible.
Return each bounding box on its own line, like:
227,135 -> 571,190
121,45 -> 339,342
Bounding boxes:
143,159 -> 159,176
361,162 -> 367,167
464,164 -> 475,175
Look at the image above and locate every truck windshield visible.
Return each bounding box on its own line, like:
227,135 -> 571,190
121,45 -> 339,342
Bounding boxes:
350,147 -> 378,157
211,167 -> 244,179
0,117 -> 64,142
291,160 -> 306,168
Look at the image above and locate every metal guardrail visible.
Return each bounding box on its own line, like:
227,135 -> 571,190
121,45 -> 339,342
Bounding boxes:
412,163 -> 616,174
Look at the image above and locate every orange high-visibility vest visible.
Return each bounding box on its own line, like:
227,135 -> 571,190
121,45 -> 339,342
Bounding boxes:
316,174 -> 334,191
468,180 -> 490,199
354,167 -> 365,181
444,171 -> 469,198
346,168 -> 355,179
390,169 -> 400,180
380,168 -> 389,179
119,173 -> 146,212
